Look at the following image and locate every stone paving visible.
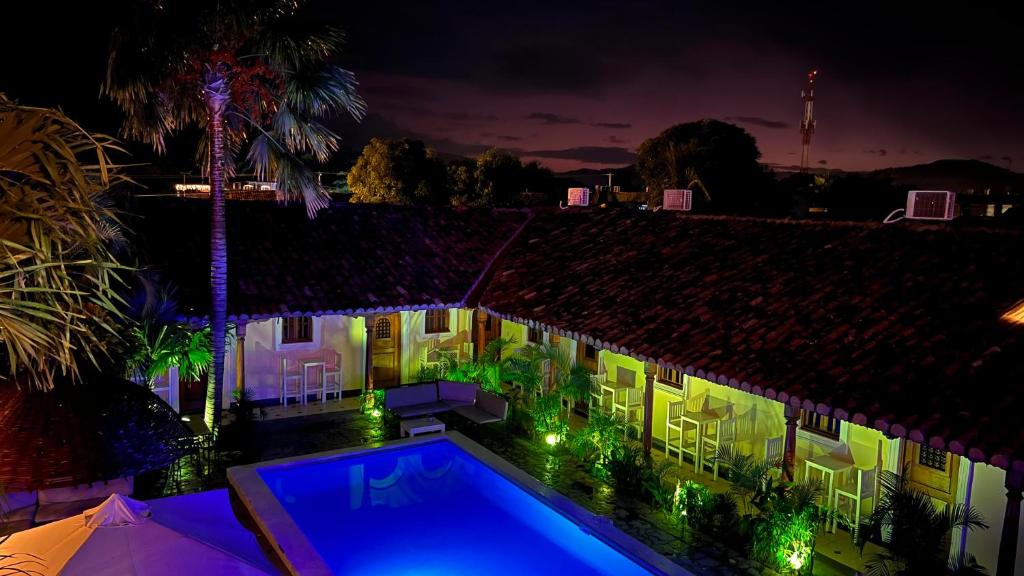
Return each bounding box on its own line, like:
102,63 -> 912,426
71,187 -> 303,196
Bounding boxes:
138,410 -> 860,575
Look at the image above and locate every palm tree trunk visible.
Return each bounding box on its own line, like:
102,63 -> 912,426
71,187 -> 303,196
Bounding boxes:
203,70 -> 230,434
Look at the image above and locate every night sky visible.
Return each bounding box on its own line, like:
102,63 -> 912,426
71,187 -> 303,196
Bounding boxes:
3,2 -> 1021,172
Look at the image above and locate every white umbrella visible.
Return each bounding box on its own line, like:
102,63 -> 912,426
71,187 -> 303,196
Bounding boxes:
0,490 -> 275,575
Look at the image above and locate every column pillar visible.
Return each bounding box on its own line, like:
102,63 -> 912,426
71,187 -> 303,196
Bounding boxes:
363,315 -> 375,394
783,404 -> 800,481
997,469 -> 1024,576
475,310 -> 487,361
642,362 -> 656,455
234,321 -> 247,394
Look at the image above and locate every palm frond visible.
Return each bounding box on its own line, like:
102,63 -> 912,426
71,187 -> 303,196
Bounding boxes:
0,97 -> 129,390
284,66 -> 367,120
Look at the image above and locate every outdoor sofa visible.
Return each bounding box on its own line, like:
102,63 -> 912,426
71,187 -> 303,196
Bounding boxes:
384,380 -> 508,424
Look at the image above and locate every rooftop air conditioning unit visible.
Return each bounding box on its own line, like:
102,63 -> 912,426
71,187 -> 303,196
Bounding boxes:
663,189 -> 693,211
566,187 -> 590,206
906,190 -> 956,221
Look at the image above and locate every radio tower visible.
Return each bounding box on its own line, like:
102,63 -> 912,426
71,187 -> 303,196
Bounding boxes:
799,69 -> 818,172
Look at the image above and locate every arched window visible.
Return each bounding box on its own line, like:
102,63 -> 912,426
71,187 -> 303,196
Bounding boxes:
375,317 -> 392,340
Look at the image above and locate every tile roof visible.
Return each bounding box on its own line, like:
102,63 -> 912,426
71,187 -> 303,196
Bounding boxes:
478,209 -> 1024,471
0,378 -> 192,490
133,199 -> 531,321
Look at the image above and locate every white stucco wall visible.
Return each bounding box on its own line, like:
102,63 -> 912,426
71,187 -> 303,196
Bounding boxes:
233,315 -> 366,403
964,462 -> 1024,574
220,309 -> 477,404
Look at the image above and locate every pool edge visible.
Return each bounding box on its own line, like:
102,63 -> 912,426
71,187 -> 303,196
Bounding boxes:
227,432 -> 694,576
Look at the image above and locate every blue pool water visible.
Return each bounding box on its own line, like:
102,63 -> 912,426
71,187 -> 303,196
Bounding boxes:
257,439 -> 655,575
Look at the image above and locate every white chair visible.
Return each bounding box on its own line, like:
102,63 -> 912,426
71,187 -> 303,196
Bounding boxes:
665,401 -> 687,463
612,388 -> 644,438
279,358 -> 302,406
323,351 -> 342,401
588,373 -> 610,413
833,467 -> 878,536
764,435 -> 784,466
701,418 -> 736,480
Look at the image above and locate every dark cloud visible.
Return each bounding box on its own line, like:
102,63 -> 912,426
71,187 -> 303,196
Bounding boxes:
425,137 -> 493,158
527,112 -> 580,125
864,149 -> 889,157
591,121 -> 632,129
818,159 -> 828,165
444,112 -> 498,122
725,116 -> 791,129
1001,155 -> 1013,165
607,135 -> 626,144
497,135 -> 521,141
521,146 -> 636,165
373,101 -> 432,115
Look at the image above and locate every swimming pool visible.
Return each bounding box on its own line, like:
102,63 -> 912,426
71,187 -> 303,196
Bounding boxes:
228,432 -> 689,575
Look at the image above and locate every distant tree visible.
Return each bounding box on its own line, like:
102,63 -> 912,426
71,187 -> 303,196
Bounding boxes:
446,158 -> 478,206
475,148 -> 523,207
347,138 -> 446,205
522,161 -> 558,199
821,174 -> 905,221
637,119 -> 773,214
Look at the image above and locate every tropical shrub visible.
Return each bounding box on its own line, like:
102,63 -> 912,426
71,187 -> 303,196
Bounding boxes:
530,392 -> 568,440
715,447 -> 838,574
568,410 -> 625,467
858,469 -> 988,576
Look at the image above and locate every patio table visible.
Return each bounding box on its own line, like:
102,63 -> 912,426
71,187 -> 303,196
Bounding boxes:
399,416 -> 446,438
804,451 -> 854,517
301,360 -> 326,404
680,397 -> 733,473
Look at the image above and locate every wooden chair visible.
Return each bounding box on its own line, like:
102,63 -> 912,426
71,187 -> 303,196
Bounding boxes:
833,467 -> 878,536
323,350 -> 342,401
279,357 -> 302,406
701,418 -> 736,480
612,387 -> 644,438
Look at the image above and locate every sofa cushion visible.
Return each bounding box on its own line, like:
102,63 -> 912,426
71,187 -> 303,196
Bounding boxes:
392,401 -> 450,418
438,381 -> 478,405
38,478 -> 133,505
385,383 -> 438,410
476,390 -> 509,420
453,405 -> 502,425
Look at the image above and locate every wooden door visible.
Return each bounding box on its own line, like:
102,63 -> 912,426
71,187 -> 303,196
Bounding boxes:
479,311 -> 501,351
179,371 -> 208,414
372,314 -> 401,388
904,442 -> 959,508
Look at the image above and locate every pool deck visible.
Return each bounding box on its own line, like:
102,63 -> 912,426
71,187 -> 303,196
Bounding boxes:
228,432 -> 695,576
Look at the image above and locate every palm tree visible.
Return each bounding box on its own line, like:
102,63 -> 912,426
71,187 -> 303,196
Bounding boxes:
0,95 -> 128,391
122,283 -> 213,388
104,0 -> 366,431
858,469 -> 988,576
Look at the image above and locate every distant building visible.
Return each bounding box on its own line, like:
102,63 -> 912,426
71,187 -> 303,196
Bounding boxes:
173,181 -> 283,201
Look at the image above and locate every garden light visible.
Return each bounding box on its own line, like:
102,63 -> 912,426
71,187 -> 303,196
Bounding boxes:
787,549 -> 804,571
545,433 -> 560,446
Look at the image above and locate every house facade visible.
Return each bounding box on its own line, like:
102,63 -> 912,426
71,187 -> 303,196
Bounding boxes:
138,199 -> 1024,575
